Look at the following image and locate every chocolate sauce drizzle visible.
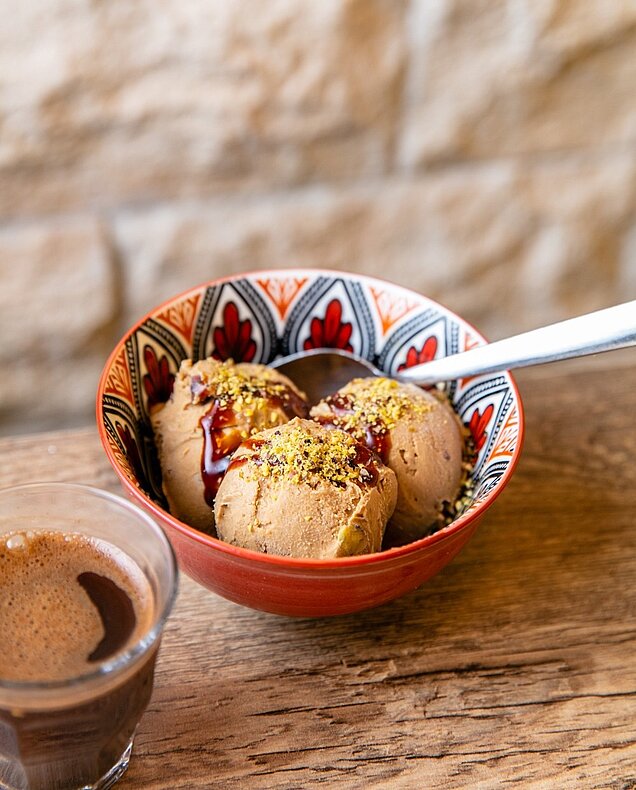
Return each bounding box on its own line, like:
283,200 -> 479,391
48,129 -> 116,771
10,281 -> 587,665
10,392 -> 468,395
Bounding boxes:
316,393 -> 392,463
225,437 -> 264,476
349,441 -> 380,487
200,401 -> 240,506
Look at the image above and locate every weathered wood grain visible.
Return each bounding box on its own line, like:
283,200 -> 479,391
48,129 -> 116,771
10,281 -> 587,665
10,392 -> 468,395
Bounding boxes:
1,357 -> 635,789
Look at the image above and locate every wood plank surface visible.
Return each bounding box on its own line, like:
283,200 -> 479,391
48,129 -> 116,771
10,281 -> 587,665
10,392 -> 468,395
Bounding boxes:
1,355 -> 635,789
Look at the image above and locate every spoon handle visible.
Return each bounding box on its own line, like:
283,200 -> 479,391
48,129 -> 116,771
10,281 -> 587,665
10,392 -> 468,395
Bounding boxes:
397,300 -> 636,385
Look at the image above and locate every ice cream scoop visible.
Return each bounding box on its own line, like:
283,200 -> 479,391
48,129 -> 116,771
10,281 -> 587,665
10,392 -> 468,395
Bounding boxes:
311,377 -> 465,544
214,418 -> 397,558
151,358 -> 308,533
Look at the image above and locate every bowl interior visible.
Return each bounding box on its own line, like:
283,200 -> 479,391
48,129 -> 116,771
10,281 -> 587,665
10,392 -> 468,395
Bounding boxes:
99,270 -> 522,553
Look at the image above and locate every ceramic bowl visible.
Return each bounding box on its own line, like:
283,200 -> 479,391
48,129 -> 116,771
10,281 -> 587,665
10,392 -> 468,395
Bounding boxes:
97,269 -> 524,617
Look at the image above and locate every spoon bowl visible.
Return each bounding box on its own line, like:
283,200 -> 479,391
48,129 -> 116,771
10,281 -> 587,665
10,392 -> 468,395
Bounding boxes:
270,348 -> 381,403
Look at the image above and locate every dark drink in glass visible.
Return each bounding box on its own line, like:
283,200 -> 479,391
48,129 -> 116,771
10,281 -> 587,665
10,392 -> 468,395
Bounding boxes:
0,484 -> 178,790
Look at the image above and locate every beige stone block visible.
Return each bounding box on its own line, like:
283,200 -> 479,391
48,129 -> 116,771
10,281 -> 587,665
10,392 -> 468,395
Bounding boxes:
115,152 -> 636,340
400,0 -> 636,166
0,219 -> 116,432
1,358 -> 104,437
0,219 -> 116,355
0,0 -> 406,216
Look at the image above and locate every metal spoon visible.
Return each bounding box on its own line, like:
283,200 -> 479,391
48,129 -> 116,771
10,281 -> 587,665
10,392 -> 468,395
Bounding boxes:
271,300 -> 636,403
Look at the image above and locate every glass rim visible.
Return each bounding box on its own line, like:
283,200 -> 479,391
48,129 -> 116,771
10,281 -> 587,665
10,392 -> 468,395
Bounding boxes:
0,481 -> 179,695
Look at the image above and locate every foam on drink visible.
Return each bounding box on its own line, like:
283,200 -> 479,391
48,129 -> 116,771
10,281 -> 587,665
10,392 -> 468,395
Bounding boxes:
0,530 -> 154,682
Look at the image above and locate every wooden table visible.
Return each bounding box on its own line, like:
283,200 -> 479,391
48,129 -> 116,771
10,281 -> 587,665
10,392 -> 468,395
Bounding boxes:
2,353 -> 635,789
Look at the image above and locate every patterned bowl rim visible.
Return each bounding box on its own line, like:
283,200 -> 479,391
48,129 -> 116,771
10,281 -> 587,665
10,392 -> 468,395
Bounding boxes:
97,268 -> 525,570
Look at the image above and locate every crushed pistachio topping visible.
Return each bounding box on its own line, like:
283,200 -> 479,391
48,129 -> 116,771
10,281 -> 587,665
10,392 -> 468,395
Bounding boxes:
441,430 -> 476,526
242,422 -> 376,487
190,360 -> 303,415
324,377 -> 433,437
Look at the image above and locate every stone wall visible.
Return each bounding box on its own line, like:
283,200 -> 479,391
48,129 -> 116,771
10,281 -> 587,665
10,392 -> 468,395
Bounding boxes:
2,0 -> 635,434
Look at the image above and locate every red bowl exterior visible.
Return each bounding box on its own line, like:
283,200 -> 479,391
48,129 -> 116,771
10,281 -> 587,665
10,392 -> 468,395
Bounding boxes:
172,519 -> 482,617
98,270 -> 524,617
118,482 -> 482,617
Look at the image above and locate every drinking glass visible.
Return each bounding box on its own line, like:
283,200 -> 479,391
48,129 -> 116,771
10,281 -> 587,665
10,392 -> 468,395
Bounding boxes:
0,483 -> 178,790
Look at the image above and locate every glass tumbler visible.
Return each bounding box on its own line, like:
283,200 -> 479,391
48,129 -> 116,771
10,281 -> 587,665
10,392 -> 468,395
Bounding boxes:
0,483 -> 178,790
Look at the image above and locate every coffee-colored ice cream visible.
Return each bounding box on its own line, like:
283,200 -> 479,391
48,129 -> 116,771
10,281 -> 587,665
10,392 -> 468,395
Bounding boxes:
311,377 -> 465,544
151,358 -> 308,533
214,418 -> 397,558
